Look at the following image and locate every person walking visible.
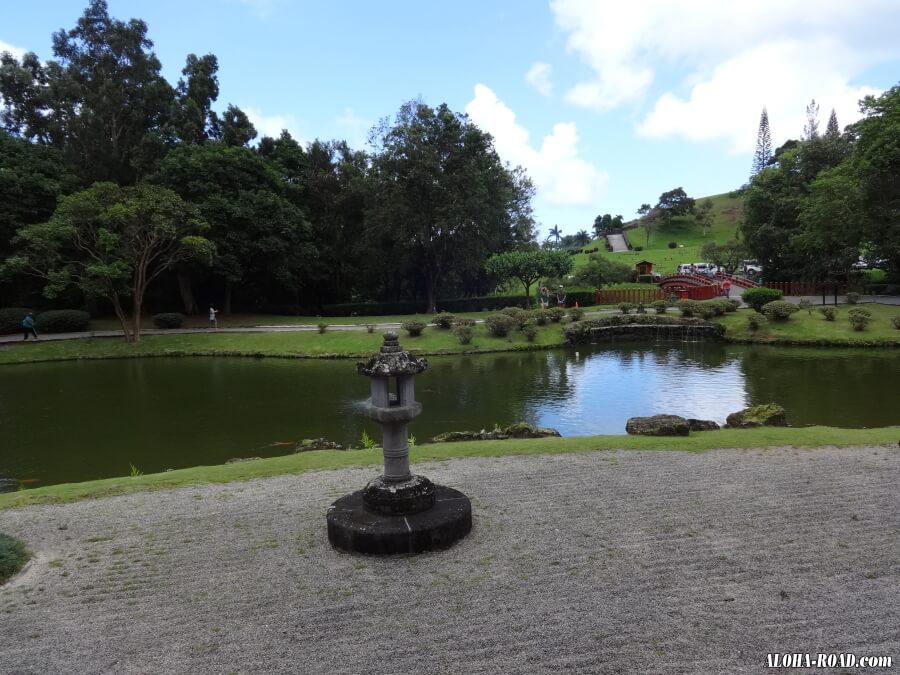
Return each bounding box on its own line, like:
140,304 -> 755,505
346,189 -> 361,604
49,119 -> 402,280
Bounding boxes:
208,305 -> 219,329
722,278 -> 732,298
539,286 -> 550,309
22,312 -> 38,341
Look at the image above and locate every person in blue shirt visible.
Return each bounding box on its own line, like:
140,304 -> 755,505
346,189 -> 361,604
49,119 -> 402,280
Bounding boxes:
22,313 -> 38,340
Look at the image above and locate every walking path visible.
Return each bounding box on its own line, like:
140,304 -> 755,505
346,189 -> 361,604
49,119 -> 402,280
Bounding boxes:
606,233 -> 629,252
1,445 -> 897,674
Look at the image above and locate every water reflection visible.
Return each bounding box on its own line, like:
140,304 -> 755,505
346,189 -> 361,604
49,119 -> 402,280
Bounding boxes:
1,342 -> 898,486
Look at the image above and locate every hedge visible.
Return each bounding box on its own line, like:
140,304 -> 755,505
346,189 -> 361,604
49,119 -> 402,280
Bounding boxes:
152,313 -> 185,329
34,310 -> 91,333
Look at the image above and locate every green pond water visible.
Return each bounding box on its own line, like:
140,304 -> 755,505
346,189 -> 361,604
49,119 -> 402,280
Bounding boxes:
1,342 -> 897,488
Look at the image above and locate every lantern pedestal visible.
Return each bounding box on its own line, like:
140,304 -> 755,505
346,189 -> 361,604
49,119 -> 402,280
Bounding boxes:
326,331 -> 472,555
327,485 -> 471,555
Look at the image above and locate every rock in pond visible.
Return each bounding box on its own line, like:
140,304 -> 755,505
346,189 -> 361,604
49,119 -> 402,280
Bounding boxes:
432,422 -> 561,443
625,414 -> 690,436
725,403 -> 787,428
293,438 -> 345,452
687,418 -> 720,432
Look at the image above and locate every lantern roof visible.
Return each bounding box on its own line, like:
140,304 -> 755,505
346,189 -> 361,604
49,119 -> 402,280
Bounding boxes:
357,332 -> 428,377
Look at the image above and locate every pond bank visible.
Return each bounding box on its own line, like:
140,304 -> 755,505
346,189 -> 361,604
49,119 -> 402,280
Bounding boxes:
1,444 -> 897,673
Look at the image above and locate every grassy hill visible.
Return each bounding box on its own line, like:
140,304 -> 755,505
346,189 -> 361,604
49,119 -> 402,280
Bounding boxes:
573,192 -> 743,276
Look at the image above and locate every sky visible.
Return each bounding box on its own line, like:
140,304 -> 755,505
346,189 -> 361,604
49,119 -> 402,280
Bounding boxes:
3,0 -> 899,240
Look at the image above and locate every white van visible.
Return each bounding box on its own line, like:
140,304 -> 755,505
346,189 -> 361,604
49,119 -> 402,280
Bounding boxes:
678,262 -> 718,276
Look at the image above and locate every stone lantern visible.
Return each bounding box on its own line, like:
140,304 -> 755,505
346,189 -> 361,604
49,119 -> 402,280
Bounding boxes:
326,332 -> 472,555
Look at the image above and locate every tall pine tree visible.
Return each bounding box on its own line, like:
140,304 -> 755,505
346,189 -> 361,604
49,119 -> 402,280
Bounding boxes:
825,108 -> 840,138
751,107 -> 772,177
804,99 -> 820,139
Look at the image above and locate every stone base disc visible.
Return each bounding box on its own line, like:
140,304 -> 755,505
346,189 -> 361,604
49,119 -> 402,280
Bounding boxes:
327,485 -> 472,555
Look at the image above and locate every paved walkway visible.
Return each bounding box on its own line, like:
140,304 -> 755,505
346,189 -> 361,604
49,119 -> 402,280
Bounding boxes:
1,446 -> 897,674
606,233 -> 629,252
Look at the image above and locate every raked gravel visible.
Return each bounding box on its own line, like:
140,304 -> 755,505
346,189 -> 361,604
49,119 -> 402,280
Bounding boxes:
1,445 -> 898,675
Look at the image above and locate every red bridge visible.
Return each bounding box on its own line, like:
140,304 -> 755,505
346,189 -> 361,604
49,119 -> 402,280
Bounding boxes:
657,273 -> 758,300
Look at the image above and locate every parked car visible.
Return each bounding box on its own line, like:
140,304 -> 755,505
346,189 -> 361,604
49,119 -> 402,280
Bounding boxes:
741,259 -> 763,275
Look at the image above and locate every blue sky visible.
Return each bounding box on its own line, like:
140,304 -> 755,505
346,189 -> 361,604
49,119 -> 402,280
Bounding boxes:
3,0 -> 899,240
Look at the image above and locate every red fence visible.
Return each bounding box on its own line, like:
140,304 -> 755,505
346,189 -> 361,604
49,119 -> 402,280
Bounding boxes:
765,281 -> 847,296
594,288 -> 666,305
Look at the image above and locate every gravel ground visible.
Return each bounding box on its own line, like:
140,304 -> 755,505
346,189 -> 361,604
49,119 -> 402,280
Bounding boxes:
1,446 -> 898,675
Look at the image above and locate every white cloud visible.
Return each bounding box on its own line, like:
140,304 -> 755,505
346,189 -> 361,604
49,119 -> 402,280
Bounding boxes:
526,62 -> 554,98
0,39 -> 27,60
244,107 -> 305,145
550,0 -> 900,147
637,40 -> 880,152
465,84 -> 608,207
335,107 -> 373,149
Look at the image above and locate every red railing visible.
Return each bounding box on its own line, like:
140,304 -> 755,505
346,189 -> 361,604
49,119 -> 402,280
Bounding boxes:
594,288 -> 666,305
658,273 -> 717,288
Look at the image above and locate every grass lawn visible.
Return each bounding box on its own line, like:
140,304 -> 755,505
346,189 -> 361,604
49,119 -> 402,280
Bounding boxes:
572,192 -> 743,275
0,532 -> 29,583
0,320 -> 574,365
719,303 -> 900,345
0,425 -> 895,509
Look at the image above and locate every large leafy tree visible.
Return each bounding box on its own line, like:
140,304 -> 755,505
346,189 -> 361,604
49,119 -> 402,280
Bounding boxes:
4,182 -> 211,342
573,255 -> 632,288
0,0 -> 176,184
699,240 -> 747,274
656,187 -> 695,223
485,250 -> 572,303
154,141 -> 313,313
851,85 -> 900,276
367,100 -> 535,312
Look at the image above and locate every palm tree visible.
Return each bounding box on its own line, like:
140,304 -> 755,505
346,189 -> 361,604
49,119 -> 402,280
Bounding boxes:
575,229 -> 591,246
546,225 -> 562,247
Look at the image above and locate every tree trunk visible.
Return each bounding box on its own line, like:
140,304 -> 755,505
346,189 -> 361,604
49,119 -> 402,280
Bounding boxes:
177,267 -> 198,315
425,275 -> 437,314
109,294 -> 133,343
131,296 -> 143,344
224,280 -> 233,314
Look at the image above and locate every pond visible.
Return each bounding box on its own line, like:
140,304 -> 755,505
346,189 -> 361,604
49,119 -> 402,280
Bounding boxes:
1,342 -> 897,487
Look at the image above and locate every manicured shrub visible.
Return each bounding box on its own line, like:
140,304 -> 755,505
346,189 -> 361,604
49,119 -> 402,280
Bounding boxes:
452,324 -> 473,344
34,309 -> 90,333
548,307 -> 565,323
533,309 -> 551,325
742,287 -> 784,313
847,307 -> 872,331
650,300 -> 668,314
401,320 -> 426,337
569,307 -> 585,321
0,532 -> 28,585
725,298 -> 741,312
676,300 -> 700,317
667,241 -> 677,249
846,291 -> 860,304
521,321 -> 538,342
618,302 -> 635,315
431,312 -> 456,329
633,245 -> 643,251
635,303 -> 647,314
819,306 -> 838,321
484,314 -> 515,337
453,317 -> 475,328
0,308 -> 34,335
747,314 -> 767,331
151,312 -> 184,329
892,316 -> 900,329
705,300 -> 728,316
762,301 -> 800,322
500,306 -> 531,328
798,298 -> 812,315
697,304 -> 718,320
